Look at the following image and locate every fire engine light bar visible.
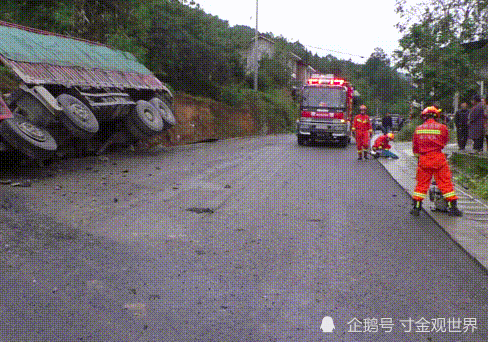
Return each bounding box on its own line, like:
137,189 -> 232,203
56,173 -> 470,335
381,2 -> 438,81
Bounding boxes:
306,77 -> 345,86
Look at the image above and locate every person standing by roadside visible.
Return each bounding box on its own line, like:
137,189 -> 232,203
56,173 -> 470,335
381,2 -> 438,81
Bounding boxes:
382,113 -> 393,133
468,94 -> 485,154
454,102 -> 469,150
410,106 -> 462,217
352,105 -> 372,160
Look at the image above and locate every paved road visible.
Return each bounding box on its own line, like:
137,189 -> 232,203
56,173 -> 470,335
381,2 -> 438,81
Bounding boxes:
0,134 -> 487,341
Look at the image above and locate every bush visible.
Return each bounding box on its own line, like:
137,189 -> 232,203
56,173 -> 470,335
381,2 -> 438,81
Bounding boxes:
396,117 -> 422,141
240,88 -> 298,133
220,85 -> 245,107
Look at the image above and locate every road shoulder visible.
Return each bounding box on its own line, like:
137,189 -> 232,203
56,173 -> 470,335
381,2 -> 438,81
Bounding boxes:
377,141 -> 488,272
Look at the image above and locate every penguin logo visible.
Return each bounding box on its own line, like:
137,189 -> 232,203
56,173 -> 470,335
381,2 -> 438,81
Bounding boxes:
321,316 -> 335,333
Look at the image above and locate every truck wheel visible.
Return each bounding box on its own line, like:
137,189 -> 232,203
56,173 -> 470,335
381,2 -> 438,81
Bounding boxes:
0,116 -> 57,160
57,94 -> 99,139
128,100 -> 164,136
16,92 -> 52,127
149,97 -> 176,129
124,115 -> 148,140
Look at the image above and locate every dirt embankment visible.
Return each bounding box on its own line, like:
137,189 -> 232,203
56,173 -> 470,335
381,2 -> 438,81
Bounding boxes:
139,93 -> 260,149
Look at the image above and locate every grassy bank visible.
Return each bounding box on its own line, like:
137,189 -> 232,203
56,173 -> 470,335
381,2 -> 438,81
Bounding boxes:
220,86 -> 299,134
450,153 -> 488,200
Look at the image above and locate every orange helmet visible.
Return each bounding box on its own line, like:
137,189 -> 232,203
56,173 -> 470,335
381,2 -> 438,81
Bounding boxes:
360,105 -> 367,111
421,106 -> 441,118
387,132 -> 394,140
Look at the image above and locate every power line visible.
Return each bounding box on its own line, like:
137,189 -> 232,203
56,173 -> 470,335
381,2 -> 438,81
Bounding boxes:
304,44 -> 367,59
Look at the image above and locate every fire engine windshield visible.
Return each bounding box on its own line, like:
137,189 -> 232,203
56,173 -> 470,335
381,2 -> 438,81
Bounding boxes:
302,86 -> 347,109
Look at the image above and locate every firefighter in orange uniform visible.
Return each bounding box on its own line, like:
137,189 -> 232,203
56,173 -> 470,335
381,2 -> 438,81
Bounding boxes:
372,133 -> 398,159
352,105 -> 372,160
410,106 -> 462,216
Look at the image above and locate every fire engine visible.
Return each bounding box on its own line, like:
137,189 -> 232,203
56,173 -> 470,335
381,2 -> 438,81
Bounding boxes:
296,74 -> 356,147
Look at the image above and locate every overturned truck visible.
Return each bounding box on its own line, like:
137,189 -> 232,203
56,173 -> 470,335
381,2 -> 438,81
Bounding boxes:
0,21 -> 175,161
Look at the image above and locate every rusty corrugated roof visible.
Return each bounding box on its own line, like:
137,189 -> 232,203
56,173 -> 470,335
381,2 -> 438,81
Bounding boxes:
3,58 -> 164,90
0,21 -> 165,91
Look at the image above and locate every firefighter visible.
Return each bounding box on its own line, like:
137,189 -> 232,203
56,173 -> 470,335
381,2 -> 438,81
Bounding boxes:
352,105 -> 372,160
372,132 -> 399,159
410,106 -> 462,216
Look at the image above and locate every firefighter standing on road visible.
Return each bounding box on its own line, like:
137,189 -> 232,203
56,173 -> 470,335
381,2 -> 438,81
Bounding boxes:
352,105 -> 372,160
410,106 -> 462,216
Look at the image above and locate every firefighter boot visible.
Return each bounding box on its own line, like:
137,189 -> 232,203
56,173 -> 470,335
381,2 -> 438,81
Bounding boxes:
410,200 -> 422,216
363,151 -> 369,159
357,152 -> 362,160
447,200 -> 463,217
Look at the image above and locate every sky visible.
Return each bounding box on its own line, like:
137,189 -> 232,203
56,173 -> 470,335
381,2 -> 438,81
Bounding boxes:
196,0 -> 405,64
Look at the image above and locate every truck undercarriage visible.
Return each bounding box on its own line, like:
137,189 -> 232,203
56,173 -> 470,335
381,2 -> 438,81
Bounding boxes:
0,21 -> 175,161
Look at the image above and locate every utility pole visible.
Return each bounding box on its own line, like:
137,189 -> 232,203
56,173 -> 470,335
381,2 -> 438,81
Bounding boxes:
253,0 -> 258,91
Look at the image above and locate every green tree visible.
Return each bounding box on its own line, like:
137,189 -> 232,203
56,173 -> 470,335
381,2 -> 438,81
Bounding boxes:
148,1 -> 243,98
394,0 -> 481,110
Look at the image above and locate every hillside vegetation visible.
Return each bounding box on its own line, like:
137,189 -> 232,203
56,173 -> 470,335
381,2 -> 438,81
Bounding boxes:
0,0 -> 413,130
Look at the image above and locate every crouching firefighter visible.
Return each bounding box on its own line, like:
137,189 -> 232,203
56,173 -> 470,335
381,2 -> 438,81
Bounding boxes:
372,133 -> 399,159
410,106 -> 462,217
352,105 -> 372,160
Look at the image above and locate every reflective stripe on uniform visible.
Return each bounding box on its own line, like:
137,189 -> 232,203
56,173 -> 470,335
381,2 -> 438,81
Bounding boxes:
416,129 -> 441,134
413,191 -> 427,199
443,191 -> 456,199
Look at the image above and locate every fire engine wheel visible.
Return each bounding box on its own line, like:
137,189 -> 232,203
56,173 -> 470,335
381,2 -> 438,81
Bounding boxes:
338,137 -> 348,148
16,92 -> 53,127
149,97 -> 176,129
0,116 -> 57,160
129,100 -> 164,136
57,94 -> 99,139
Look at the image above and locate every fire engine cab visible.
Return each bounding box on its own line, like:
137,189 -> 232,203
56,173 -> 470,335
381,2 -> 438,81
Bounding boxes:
296,74 -> 356,147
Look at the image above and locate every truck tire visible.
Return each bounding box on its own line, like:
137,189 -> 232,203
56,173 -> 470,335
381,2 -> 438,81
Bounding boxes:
126,100 -> 164,137
149,97 -> 176,129
57,94 -> 99,139
124,115 -> 149,140
0,116 -> 57,160
16,92 -> 52,127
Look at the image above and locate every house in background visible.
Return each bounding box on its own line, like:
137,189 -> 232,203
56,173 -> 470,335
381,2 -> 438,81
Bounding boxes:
242,35 -> 276,76
294,59 -> 316,89
242,35 -> 315,88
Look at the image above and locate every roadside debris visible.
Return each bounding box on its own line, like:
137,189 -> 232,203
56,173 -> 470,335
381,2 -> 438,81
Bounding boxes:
123,303 -> 147,317
186,207 -> 214,214
11,180 -> 32,187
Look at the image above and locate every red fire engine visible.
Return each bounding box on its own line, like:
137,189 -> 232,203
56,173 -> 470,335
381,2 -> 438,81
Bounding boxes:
296,74 -> 356,147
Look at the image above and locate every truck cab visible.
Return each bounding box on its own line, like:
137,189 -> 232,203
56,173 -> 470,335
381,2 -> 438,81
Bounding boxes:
296,74 -> 354,147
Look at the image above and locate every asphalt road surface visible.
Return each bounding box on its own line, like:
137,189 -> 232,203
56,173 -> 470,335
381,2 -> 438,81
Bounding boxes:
0,134 -> 487,341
